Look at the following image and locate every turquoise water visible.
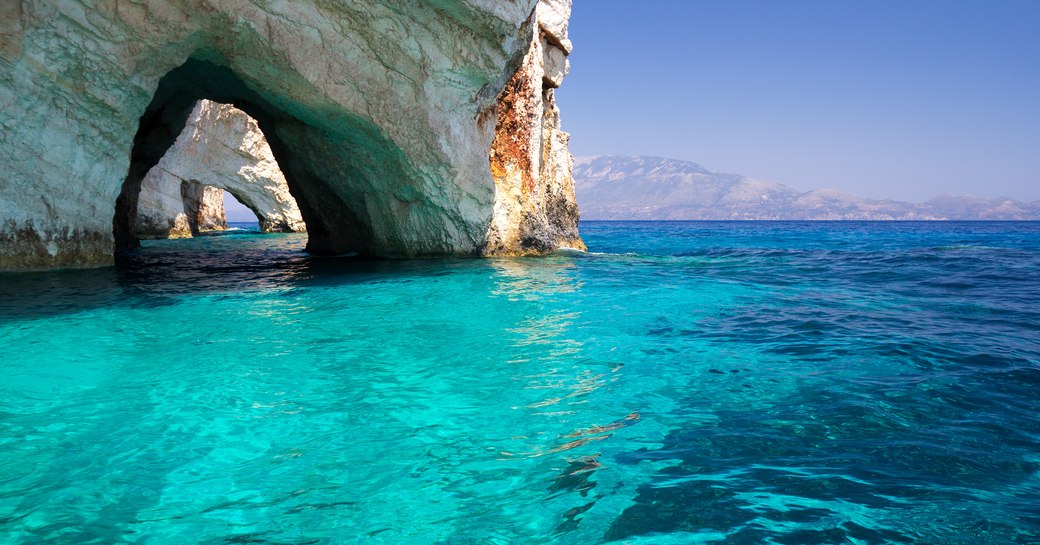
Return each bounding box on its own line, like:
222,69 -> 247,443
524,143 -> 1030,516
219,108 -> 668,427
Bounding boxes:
1,221 -> 1038,544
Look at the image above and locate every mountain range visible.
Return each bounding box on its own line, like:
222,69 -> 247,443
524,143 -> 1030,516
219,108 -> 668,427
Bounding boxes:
573,155 -> 1040,220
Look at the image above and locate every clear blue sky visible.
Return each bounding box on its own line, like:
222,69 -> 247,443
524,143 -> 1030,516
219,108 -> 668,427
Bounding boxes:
556,0 -> 1040,202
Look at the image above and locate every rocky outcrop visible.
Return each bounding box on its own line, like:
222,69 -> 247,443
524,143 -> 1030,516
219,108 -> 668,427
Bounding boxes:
134,100 -> 306,238
188,182 -> 228,233
484,0 -> 585,255
0,0 -> 583,270
135,177 -> 226,239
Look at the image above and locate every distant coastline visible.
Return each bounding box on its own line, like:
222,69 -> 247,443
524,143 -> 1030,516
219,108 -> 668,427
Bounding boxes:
574,156 -> 1040,221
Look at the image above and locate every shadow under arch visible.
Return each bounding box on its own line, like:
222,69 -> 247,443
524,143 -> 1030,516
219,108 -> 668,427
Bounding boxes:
114,54 -> 412,258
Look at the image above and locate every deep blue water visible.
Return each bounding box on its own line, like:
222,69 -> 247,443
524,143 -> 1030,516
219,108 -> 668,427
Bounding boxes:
1,221 -> 1038,544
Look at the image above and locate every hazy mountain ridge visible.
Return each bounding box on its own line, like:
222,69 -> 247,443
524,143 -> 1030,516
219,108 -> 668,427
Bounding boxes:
574,155 -> 1040,220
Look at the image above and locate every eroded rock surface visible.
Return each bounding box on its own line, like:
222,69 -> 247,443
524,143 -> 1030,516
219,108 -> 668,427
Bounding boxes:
134,100 -> 306,238
0,0 -> 582,270
484,0 -> 585,255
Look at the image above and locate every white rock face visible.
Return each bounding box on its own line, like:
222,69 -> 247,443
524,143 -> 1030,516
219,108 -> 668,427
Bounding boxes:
193,184 -> 228,233
0,0 -> 582,270
134,177 -> 226,239
134,100 -> 306,238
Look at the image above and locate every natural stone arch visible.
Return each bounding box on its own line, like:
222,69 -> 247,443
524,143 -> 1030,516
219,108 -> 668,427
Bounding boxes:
0,0 -> 584,270
133,100 -> 306,239
113,56 -> 404,257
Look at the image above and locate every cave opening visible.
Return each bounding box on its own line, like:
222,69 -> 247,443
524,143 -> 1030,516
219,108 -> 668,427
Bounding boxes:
130,98 -> 308,240
223,191 -> 261,230
113,54 -> 403,261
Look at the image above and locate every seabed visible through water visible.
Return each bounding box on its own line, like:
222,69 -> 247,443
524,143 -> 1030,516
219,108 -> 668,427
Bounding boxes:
1,221 -> 1038,544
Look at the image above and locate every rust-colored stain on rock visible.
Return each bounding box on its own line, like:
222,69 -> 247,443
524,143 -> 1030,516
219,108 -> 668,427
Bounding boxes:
490,39 -> 538,195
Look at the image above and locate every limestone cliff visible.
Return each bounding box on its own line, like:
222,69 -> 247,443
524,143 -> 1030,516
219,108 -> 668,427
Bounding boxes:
134,100 -> 306,238
135,178 -> 227,239
485,0 -> 585,255
0,0 -> 583,270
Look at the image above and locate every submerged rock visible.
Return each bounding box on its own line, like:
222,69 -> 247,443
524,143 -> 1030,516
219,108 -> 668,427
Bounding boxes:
0,0 -> 583,270
134,100 -> 306,238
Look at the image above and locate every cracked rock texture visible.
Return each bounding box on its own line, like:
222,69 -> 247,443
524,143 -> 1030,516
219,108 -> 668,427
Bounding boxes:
485,0 -> 584,255
134,100 -> 306,238
0,0 -> 582,270
484,0 -> 584,255
135,177 -> 226,239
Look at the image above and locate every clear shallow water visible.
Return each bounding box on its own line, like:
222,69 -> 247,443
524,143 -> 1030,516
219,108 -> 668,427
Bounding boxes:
1,221 -> 1038,544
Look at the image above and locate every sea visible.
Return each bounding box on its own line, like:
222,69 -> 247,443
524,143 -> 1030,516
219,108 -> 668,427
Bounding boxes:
1,221 -> 1038,545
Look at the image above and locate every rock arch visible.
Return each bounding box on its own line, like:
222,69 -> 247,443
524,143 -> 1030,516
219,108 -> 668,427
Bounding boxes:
112,56 -> 402,257
0,0 -> 583,270
133,100 -> 306,239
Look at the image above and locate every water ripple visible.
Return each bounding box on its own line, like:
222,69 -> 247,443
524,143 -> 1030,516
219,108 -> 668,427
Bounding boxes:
0,222 -> 1038,544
